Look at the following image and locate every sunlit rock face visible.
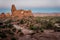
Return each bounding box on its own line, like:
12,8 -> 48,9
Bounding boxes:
24,10 -> 33,17
12,10 -> 24,19
11,4 -> 33,19
0,13 -> 6,18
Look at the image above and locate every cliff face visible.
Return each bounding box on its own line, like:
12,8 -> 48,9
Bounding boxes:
11,4 -> 33,19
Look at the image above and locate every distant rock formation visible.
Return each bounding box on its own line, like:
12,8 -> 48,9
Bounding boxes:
0,13 -> 6,19
11,4 -> 33,19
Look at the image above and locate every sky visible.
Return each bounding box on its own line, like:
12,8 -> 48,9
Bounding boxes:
0,0 -> 60,13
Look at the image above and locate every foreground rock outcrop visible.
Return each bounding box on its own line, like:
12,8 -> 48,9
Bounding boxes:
18,31 -> 60,40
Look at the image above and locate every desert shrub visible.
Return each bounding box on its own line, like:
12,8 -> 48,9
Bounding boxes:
19,32 -> 24,36
5,30 -> 14,35
19,19 -> 25,24
9,31 -> 14,35
0,32 -> 7,38
18,29 -> 24,36
45,20 -> 54,29
55,20 -> 60,23
39,27 -> 44,32
0,25 -> 5,28
4,24 -> 13,28
18,29 -> 21,32
40,19 -> 54,29
40,20 -> 48,29
35,17 -> 41,23
4,19 -> 12,24
29,25 -> 38,30
0,24 -> 13,29
11,37 -> 17,40
12,28 -> 16,32
29,16 -> 33,18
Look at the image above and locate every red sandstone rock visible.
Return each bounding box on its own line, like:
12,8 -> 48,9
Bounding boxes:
11,4 -> 33,19
24,10 -> 33,17
11,4 -> 16,14
0,4 -> 33,19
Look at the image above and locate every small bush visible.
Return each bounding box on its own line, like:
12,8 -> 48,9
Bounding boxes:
5,30 -> 14,35
19,32 -> 24,36
0,32 -> 7,38
19,19 -> 25,24
18,29 -> 21,32
12,28 -> 16,32
0,25 -> 5,28
11,37 -> 17,40
39,27 -> 44,32
29,25 -> 38,30
46,22 -> 53,29
5,24 -> 13,28
8,24 -> 13,28
35,17 -> 41,23
4,19 -> 12,24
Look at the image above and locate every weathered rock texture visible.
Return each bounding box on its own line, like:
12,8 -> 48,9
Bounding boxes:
11,4 -> 33,19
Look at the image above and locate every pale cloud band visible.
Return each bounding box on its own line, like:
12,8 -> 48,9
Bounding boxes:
0,0 -> 60,8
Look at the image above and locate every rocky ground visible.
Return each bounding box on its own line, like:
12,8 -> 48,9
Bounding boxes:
13,25 -> 60,40
18,30 -> 60,40
0,16 -> 60,40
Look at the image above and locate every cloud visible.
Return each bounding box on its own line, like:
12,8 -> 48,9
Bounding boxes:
0,0 -> 60,8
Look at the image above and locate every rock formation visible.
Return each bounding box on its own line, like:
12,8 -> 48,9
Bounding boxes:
11,5 -> 16,14
11,4 -> 33,19
0,13 -> 6,19
0,4 -> 33,19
